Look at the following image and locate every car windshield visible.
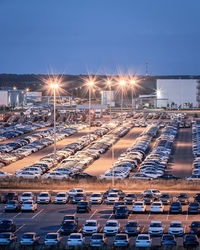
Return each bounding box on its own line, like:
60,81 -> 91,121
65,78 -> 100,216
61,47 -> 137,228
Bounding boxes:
127,222 -> 137,227
0,233 -> 10,238
57,194 -> 66,197
170,223 -> 181,227
76,194 -> 84,197
70,235 -> 81,239
126,194 -> 136,197
92,235 -> 102,240
24,201 -> 33,204
63,221 -> 75,226
144,194 -> 153,198
134,203 -> 143,206
116,235 -> 126,240
161,194 -> 169,198
7,201 -> 16,205
108,194 -> 118,197
153,203 -> 162,206
138,236 -> 149,240
91,194 -> 101,197
46,234 -> 57,239
23,234 -> 34,239
150,223 -> 161,227
39,193 -> 48,197
190,203 -> 199,207
85,222 -> 96,227
106,222 -> 117,227
0,221 -> 12,226
163,235 -> 173,240
23,193 -> 32,197
191,222 -> 200,227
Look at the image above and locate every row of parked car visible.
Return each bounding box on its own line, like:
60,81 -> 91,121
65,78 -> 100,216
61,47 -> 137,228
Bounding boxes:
12,122 -> 120,181
100,123 -> 159,180
0,124 -> 85,169
46,121 -> 133,179
187,120 -> 200,180
138,121 -> 178,179
0,121 -> 51,142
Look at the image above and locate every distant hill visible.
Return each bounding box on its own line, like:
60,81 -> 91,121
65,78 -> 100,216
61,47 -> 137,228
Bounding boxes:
0,74 -> 199,98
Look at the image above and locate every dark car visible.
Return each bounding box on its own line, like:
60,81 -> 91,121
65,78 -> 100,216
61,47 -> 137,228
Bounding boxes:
190,221 -> 200,236
3,193 -> 18,203
115,205 -> 129,219
183,234 -> 199,248
5,200 -> 21,212
71,173 -> 97,180
124,193 -> 137,204
124,221 -> 141,236
90,233 -> 107,247
188,202 -> 200,214
142,194 -> 154,205
160,174 -> 180,180
62,214 -> 78,224
59,220 -> 78,235
0,233 -> 17,246
0,220 -> 16,233
169,202 -> 182,214
113,201 -> 125,213
177,193 -> 189,205
161,234 -> 176,246
159,193 -> 172,205
72,193 -> 86,203
194,193 -> 200,203
77,201 -> 91,213
103,189 -> 125,199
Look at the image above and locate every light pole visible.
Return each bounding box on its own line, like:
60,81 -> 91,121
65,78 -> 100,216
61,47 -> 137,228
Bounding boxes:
119,80 -> 126,123
50,82 -> 59,162
107,80 -> 112,122
130,80 -> 135,113
87,81 -> 94,139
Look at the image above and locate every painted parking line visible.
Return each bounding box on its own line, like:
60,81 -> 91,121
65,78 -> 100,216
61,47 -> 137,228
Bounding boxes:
13,212 -> 21,219
89,209 -> 97,220
166,211 -> 169,221
15,224 -> 26,233
31,209 -> 44,219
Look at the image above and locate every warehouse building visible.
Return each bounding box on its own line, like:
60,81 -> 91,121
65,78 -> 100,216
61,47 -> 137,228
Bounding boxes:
0,90 -> 26,107
156,79 -> 198,108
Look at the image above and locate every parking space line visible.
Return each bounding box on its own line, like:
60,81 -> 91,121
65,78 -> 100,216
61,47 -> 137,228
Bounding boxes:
108,213 -> 113,220
186,212 -> 188,221
13,212 -> 21,219
89,209 -> 97,220
31,209 -> 44,219
147,213 -> 151,220
15,224 -> 26,233
166,212 -> 169,221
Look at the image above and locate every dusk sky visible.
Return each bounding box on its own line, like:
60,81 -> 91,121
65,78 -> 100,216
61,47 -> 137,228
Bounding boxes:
0,0 -> 199,75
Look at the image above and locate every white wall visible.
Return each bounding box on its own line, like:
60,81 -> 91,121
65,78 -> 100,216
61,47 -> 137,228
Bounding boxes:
0,91 -> 8,106
156,79 -> 197,107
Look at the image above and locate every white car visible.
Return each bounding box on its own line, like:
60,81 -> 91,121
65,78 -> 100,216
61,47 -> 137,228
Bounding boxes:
148,221 -> 163,236
89,193 -> 103,204
44,233 -> 62,246
67,233 -> 84,247
132,201 -> 146,213
20,232 -> 39,246
135,234 -> 151,248
16,171 -> 41,180
21,200 -> 37,212
103,220 -> 120,235
37,192 -> 51,204
0,171 -> 12,179
82,220 -> 100,235
68,188 -> 85,197
54,192 -> 68,204
20,192 -> 34,203
106,193 -> 119,204
150,202 -> 164,213
168,221 -> 184,236
44,172 -> 69,181
142,189 -> 161,197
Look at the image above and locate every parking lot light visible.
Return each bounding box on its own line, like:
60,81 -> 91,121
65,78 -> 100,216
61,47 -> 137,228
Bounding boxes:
119,80 -> 126,123
50,82 -> 60,162
87,81 -> 94,139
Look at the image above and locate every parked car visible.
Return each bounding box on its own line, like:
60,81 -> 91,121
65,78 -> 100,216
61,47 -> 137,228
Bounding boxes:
67,233 -> 84,247
44,233 -> 62,246
37,192 -> 51,204
77,201 -> 91,213
54,192 -> 68,204
21,200 -> 37,212
124,221 -> 141,236
19,192 -> 34,203
72,193 -> 86,203
59,220 -> 78,235
177,193 -> 189,205
114,234 -> 129,247
20,232 -> 40,246
62,214 -> 78,225
82,220 -> 100,235
148,221 -> 163,236
3,192 -> 18,203
188,202 -> 200,214
115,205 -> 129,219
124,193 -> 137,204
132,201 -> 146,213
161,234 -> 176,246
169,202 -> 182,214
89,193 -> 103,204
103,220 -> 120,236
0,233 -> 17,246
168,221 -> 184,236
5,200 -> 21,212
0,220 -> 16,233
89,233 -> 106,247
190,221 -> 200,235
159,193 -> 171,205
183,234 -> 199,248
150,202 -> 164,213
135,234 -> 151,248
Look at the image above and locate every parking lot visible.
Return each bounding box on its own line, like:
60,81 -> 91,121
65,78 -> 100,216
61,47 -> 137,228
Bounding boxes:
0,193 -> 199,247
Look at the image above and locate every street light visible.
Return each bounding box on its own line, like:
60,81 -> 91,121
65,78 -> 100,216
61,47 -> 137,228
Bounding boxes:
107,80 -> 112,121
119,80 -> 126,123
87,81 -> 94,138
13,86 -> 17,91
130,79 -> 135,113
50,82 -> 59,162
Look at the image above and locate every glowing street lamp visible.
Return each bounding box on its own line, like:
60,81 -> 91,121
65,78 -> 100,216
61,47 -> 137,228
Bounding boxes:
13,86 -> 17,91
25,88 -> 30,92
119,80 -> 126,122
130,79 -> 135,113
87,81 -> 94,137
107,80 -> 112,121
50,82 -> 59,162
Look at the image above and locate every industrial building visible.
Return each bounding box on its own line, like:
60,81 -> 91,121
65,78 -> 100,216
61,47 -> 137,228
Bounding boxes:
0,90 -> 26,107
156,79 -> 199,108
